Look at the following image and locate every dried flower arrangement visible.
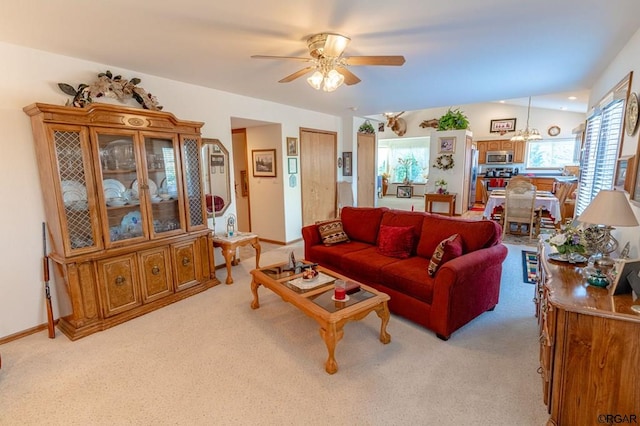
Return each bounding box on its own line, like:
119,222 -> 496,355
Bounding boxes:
58,70 -> 162,110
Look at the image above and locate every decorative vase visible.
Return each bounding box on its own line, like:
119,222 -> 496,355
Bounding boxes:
382,179 -> 388,196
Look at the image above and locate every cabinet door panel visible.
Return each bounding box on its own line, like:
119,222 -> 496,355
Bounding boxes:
51,125 -> 103,256
180,135 -> 207,231
98,254 -> 141,317
173,241 -> 201,290
139,247 -> 173,302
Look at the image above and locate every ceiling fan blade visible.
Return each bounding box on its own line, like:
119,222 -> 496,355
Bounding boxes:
278,66 -> 316,83
335,67 -> 361,85
251,55 -> 313,62
344,56 -> 406,66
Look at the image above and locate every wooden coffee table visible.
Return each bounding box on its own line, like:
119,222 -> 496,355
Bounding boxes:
250,262 -> 391,374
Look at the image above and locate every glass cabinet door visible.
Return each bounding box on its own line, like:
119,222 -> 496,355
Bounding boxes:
95,132 -> 146,246
143,134 -> 185,236
181,136 -> 207,230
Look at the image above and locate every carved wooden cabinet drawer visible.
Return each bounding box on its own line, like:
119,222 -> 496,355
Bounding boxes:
172,240 -> 201,291
97,254 -> 141,317
138,247 -> 173,303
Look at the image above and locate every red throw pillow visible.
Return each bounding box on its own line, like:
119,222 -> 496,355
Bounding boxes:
317,219 -> 350,246
377,225 -> 415,259
428,234 -> 463,276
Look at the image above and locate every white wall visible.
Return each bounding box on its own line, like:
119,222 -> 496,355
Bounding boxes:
0,41 -> 340,339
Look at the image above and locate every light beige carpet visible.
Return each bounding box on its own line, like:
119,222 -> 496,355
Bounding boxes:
0,242 -> 548,425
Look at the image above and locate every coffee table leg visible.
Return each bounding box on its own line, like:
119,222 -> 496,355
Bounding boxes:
375,302 -> 391,344
250,278 -> 261,309
319,324 -> 344,374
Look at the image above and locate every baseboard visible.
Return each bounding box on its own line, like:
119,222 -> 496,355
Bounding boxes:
0,320 -> 59,344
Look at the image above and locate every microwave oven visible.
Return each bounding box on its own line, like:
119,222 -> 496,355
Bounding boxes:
486,151 -> 514,164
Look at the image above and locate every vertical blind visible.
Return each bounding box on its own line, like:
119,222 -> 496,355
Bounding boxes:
575,98 -> 624,215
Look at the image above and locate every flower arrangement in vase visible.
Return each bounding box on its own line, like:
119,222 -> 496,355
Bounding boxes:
435,178 -> 448,194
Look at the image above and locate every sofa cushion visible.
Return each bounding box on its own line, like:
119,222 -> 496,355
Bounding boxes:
306,241 -> 371,271
340,207 -> 388,244
317,219 -> 350,246
428,234 -> 463,276
417,215 -> 500,259
379,210 -> 426,255
341,246 -> 402,285
377,225 -> 415,259
380,257 -> 435,304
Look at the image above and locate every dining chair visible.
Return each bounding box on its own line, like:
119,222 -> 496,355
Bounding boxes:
503,180 -> 538,239
508,175 -> 532,184
554,181 -> 578,223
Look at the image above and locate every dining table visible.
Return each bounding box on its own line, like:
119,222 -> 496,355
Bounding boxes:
482,189 -> 562,224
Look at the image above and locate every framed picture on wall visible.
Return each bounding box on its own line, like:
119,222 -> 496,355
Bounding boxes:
288,157 -> 298,174
252,149 -> 277,177
490,118 -> 517,133
438,137 -> 456,154
286,137 -> 298,156
615,156 -> 631,191
342,152 -> 352,176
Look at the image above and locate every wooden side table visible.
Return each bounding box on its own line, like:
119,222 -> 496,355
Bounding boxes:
424,193 -> 457,216
212,232 -> 261,284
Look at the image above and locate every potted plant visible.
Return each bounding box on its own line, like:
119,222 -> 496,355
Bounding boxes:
437,108 -> 470,131
358,120 -> 375,134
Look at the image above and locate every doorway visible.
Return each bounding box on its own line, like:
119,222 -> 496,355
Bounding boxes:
232,129 -> 250,232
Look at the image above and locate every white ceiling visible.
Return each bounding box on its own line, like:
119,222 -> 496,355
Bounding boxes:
2,1 -> 639,116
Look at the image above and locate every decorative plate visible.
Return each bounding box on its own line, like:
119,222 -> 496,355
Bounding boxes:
61,180 -> 87,203
626,92 -> 639,136
547,125 -> 561,137
121,210 -> 142,232
131,178 -> 157,197
103,179 -> 126,198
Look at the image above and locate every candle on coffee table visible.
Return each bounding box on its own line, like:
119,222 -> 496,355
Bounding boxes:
334,280 -> 346,300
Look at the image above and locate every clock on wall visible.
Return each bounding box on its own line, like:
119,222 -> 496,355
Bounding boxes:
625,92 -> 639,136
548,125 -> 561,137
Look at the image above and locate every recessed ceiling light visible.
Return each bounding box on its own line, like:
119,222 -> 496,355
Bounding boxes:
560,106 -> 568,110
568,96 -> 577,100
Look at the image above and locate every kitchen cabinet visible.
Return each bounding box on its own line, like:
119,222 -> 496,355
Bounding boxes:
536,243 -> 640,425
532,177 -> 555,192
24,102 -> 219,340
513,140 -> 525,163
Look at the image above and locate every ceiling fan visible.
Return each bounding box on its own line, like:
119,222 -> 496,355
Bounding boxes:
251,33 -> 405,91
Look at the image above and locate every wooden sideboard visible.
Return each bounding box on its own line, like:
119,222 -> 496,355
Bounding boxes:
536,243 -> 640,425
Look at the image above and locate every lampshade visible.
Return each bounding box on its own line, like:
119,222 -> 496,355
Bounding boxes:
306,71 -> 324,90
306,64 -> 345,92
578,190 -> 639,227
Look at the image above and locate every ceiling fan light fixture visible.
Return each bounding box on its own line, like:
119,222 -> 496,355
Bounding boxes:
323,69 -> 344,92
307,71 -> 324,90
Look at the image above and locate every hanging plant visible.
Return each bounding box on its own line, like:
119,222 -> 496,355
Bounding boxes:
58,70 -> 162,110
437,108 -> 469,130
358,120 -> 376,134
433,154 -> 455,170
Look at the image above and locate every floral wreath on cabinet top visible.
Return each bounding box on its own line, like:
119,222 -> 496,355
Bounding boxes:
432,154 -> 455,170
58,70 -> 163,110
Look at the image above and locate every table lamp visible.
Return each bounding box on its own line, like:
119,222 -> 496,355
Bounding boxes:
578,190 -> 639,269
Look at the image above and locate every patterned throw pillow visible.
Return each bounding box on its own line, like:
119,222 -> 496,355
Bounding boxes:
428,234 -> 463,277
377,225 -> 415,259
317,219 -> 350,246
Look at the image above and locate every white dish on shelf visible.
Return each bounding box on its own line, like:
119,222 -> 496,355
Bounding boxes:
61,180 -> 87,203
107,198 -> 127,207
131,178 -> 157,197
103,179 -> 126,199
121,211 -> 142,232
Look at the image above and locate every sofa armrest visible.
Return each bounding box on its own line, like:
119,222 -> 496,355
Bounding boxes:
302,224 -> 321,258
429,244 -> 508,339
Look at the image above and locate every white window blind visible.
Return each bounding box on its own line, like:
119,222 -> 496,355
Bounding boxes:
575,99 -> 623,215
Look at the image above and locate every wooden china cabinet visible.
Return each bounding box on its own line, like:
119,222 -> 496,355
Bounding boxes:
536,243 -> 640,425
24,103 -> 219,340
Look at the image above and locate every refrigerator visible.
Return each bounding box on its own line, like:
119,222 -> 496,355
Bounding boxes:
468,147 -> 479,210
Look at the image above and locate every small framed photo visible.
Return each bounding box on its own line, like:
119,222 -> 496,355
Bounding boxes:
438,137 -> 456,154
397,185 -> 413,198
252,149 -> 277,177
240,170 -> 248,197
286,137 -> 298,156
343,152 -> 352,176
490,118 -> 517,133
288,157 -> 298,174
615,156 -> 631,191
609,258 -> 640,296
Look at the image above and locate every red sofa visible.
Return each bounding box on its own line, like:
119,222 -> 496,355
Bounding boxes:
302,207 -> 508,340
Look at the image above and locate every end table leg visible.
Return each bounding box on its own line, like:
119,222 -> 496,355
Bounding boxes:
252,240 -> 261,269
250,278 -> 261,309
222,247 -> 234,284
319,324 -> 344,374
375,302 -> 391,344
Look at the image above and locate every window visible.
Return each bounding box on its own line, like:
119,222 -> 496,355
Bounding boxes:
378,137 -> 430,183
525,138 -> 578,169
575,98 -> 624,215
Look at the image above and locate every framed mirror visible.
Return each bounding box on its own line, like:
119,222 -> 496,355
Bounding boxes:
201,138 -> 231,217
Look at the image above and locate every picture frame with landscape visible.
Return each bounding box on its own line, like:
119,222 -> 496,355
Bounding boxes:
252,149 -> 277,177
